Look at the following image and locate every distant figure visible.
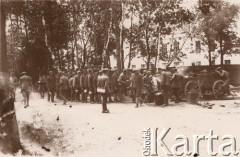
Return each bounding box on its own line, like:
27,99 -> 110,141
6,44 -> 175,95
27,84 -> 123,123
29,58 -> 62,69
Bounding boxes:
9,73 -> 18,92
170,68 -> 183,103
73,71 -> 81,102
59,72 -> 69,105
111,69 -> 119,102
93,70 -> 99,103
68,72 -> 75,102
46,71 -> 56,102
132,69 -> 143,108
118,69 -> 128,102
97,69 -> 110,113
9,73 -> 18,100
19,72 -> 32,108
38,74 -> 46,99
143,71 -> 152,103
160,67 -> 171,106
87,69 -> 95,103
215,67 -> 230,94
80,69 -> 88,103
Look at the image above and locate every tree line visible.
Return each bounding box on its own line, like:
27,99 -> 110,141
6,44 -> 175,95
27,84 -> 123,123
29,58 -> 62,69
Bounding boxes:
1,0 -> 240,81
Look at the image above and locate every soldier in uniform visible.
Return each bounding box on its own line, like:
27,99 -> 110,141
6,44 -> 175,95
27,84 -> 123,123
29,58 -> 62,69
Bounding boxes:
19,72 -> 32,108
160,67 -> 171,106
143,71 -> 152,103
93,70 -> 99,103
73,71 -> 81,102
132,69 -> 143,108
215,67 -> 230,94
46,71 -> 56,102
97,68 -> 110,113
111,69 -> 119,102
87,69 -> 95,103
38,74 -> 46,99
129,71 -> 136,103
170,68 -> 183,103
118,69 -> 128,102
80,69 -> 87,103
69,72 -> 75,102
59,71 -> 69,105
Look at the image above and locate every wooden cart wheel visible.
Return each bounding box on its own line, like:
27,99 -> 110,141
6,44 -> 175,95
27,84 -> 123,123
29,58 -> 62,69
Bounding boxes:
213,80 -> 225,99
184,81 -> 200,97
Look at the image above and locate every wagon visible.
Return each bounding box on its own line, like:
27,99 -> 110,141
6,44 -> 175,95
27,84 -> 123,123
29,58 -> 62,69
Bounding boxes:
183,72 -> 227,99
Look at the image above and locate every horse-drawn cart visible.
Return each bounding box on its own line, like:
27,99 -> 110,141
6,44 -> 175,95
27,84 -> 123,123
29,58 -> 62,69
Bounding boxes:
183,72 -> 226,99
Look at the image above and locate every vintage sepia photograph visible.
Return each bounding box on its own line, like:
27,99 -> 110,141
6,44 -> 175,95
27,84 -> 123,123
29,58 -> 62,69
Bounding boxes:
0,0 -> 240,156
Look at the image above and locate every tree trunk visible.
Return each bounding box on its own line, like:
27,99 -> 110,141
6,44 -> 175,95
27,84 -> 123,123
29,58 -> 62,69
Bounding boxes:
220,37 -> 224,66
113,2 -> 121,72
0,0 -> 8,73
207,35 -> 212,66
127,9 -> 133,68
71,40 -> 75,70
145,28 -> 150,69
72,5 -> 79,68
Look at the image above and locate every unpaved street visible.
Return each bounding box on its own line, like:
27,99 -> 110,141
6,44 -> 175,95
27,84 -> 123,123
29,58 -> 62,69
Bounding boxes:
8,90 -> 240,157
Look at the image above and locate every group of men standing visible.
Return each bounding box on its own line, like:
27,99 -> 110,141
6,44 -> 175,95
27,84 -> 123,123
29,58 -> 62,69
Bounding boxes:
10,65 -> 231,113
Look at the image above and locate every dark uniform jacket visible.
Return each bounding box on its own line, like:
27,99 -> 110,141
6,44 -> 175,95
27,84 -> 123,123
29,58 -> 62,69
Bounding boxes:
97,74 -> 110,93
19,76 -> 32,90
59,75 -> 69,90
170,73 -> 183,88
47,75 -> 56,89
80,74 -> 87,89
73,75 -> 80,89
87,74 -> 94,91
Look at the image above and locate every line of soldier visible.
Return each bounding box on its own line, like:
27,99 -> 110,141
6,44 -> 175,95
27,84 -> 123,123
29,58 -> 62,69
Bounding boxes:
37,67 -> 184,107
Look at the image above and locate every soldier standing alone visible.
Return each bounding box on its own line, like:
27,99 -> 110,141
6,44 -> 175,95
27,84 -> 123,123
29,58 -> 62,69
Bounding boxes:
19,72 -> 32,108
97,69 -> 110,113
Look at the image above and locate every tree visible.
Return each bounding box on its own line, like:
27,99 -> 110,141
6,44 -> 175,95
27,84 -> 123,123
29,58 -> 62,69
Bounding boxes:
0,0 -> 8,73
198,0 -> 240,66
136,0 -> 193,69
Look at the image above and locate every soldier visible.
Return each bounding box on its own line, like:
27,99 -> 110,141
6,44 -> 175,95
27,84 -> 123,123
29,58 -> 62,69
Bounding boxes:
118,69 -> 128,102
46,71 -> 56,102
160,67 -> 171,106
19,72 -> 32,108
73,71 -> 81,102
38,74 -> 46,99
143,71 -> 152,103
111,69 -> 119,102
132,69 -> 143,108
93,70 -> 99,103
170,68 -> 183,103
129,70 -> 136,103
9,73 -> 18,92
215,67 -> 230,94
69,72 -> 75,102
97,68 -> 110,113
87,69 -> 95,103
80,69 -> 88,102
59,71 -> 69,105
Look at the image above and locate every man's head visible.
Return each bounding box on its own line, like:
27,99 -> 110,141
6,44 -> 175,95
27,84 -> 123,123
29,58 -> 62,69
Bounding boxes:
122,69 -> 127,75
216,67 -> 222,72
146,71 -> 151,77
134,69 -> 140,75
94,71 -> 99,76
